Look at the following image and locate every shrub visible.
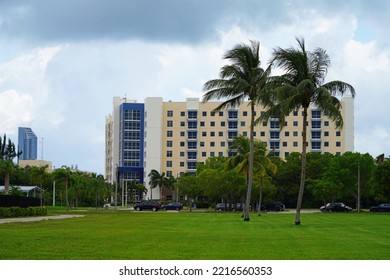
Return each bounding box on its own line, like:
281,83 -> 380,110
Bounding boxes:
0,207 -> 47,218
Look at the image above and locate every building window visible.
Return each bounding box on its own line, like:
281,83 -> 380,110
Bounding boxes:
243,132 -> 247,137
219,111 -> 224,117
167,110 -> 173,117
210,121 -> 215,127
219,152 -> 223,157
180,111 -> 185,117
210,152 -> 215,157
167,141 -> 172,147
188,131 -> 197,139
166,161 -> 172,167
293,121 -> 298,126
180,131 -> 185,137
293,111 -> 298,116
180,142 -> 185,147
293,142 -> 298,147
220,142 -> 225,147
202,111 -> 207,117
336,141 -> 341,147
324,121 -> 329,126
200,142 -> 204,147
241,121 -> 246,127
210,132 -> 215,137
283,142 -> 287,147
312,121 -> 321,129
270,131 -> 280,139
187,151 -> 197,159
218,131 -> 223,137
167,120 -> 173,127
167,131 -> 173,137
210,142 -> 215,147
221,121 -> 225,127
243,111 -> 248,116
293,131 -> 299,137
202,131 -> 207,137
312,131 -> 321,139
211,112 -> 215,117
228,121 -> 238,129
167,151 -> 173,157
200,121 -> 205,127
311,110 -> 321,119
180,121 -> 185,127
187,162 -> 196,170
202,152 -> 206,157
324,131 -> 329,137
324,142 -> 329,147
270,141 -> 280,150
311,142 -> 321,150
187,141 -> 197,149
180,152 -> 185,157
228,111 -> 238,119
285,152 -> 290,157
285,131 -> 290,137
188,110 -> 198,119
270,121 -> 280,129
336,131 -> 341,137
180,162 -> 185,167
188,121 -> 197,129
260,131 -> 265,137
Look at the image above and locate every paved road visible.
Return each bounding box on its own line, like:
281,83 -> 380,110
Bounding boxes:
0,215 -> 85,224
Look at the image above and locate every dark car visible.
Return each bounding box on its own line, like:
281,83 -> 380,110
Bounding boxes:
133,201 -> 161,211
265,201 -> 285,212
215,203 -> 234,211
320,202 -> 352,212
162,202 -> 183,211
370,203 -> 390,212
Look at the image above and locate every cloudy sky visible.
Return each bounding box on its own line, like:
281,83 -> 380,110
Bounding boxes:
1,0 -> 389,174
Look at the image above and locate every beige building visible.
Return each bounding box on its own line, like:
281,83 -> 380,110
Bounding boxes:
106,96 -> 354,199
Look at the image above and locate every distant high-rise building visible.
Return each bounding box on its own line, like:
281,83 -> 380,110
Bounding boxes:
18,127 -> 38,161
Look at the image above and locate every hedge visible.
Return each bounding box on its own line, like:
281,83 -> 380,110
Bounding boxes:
0,207 -> 47,218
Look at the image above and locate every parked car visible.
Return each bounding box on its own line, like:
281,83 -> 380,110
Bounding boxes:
215,203 -> 234,211
265,201 -> 286,212
370,203 -> 390,212
133,201 -> 161,211
162,202 -> 183,211
320,202 -> 352,212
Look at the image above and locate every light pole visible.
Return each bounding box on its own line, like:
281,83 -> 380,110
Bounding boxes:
115,164 -> 118,210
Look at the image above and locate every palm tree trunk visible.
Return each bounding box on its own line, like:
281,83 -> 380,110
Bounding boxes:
244,102 -> 255,221
258,176 -> 263,216
295,107 -> 308,225
4,172 -> 10,195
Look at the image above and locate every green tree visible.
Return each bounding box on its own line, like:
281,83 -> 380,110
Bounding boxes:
0,134 -> 22,194
52,166 -> 74,210
372,156 -> 390,202
175,173 -> 199,212
203,41 -> 271,221
262,38 -> 355,224
226,135 -> 277,215
148,169 -> 169,200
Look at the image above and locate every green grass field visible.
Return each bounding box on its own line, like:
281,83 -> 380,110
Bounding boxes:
1,209 -> 389,260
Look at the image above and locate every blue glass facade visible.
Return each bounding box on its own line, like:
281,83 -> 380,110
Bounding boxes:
18,127 -> 38,160
118,103 -> 144,184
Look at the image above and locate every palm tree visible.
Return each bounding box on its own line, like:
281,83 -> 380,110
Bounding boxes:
261,37 -> 355,225
148,169 -> 169,201
0,134 -> 22,194
203,41 -> 271,221
227,135 -> 277,215
53,166 -> 73,211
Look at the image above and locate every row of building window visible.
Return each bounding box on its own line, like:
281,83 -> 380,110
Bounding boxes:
165,130 -> 341,138
165,120 -> 333,128
164,141 -> 342,157
166,110 -> 323,119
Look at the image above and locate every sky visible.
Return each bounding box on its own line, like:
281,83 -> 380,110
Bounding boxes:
0,0 -> 389,175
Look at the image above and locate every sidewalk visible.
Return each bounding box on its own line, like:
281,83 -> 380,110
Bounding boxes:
0,215 -> 84,224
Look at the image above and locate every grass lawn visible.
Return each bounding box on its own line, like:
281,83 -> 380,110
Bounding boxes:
0,210 -> 389,260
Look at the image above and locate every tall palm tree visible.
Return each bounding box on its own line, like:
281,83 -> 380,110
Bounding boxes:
227,135 -> 277,215
148,169 -> 169,200
261,37 -> 355,225
203,41 -> 271,221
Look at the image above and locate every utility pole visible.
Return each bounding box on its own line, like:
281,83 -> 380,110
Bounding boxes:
357,163 -> 361,213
